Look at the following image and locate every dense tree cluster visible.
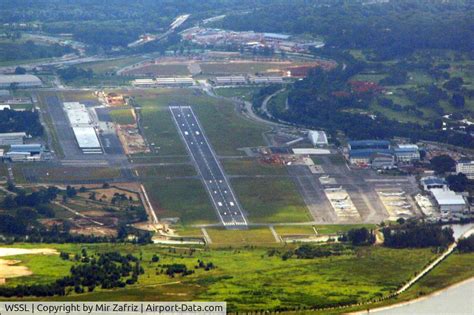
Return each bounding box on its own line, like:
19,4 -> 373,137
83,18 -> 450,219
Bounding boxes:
0,40 -> 74,62
57,66 -> 93,83
0,109 -> 43,137
0,252 -> 143,297
383,224 -> 454,248
446,174 -> 470,192
221,1 -> 473,60
277,61 -> 474,149
430,155 -> 456,174
279,244 -> 346,260
340,228 -> 375,246
164,264 -> 194,277
457,235 -> 474,253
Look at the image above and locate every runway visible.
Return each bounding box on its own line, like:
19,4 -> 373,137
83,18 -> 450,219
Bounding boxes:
170,106 -> 247,228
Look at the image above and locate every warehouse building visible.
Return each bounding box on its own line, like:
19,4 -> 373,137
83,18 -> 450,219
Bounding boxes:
248,76 -> 284,84
348,140 -> 391,151
72,127 -> 102,154
155,77 -> 194,86
212,76 -> 247,85
421,176 -> 448,191
64,102 -> 92,126
5,144 -> 43,161
0,132 -> 26,145
63,102 -> 102,154
371,153 -> 396,169
132,79 -> 156,87
0,75 -> 42,88
131,77 -> 194,87
394,144 -> 420,163
308,130 -> 328,146
456,160 -> 474,179
430,188 -> 468,214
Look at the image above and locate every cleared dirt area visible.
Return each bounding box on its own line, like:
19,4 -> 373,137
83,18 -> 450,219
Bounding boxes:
0,248 -> 58,257
0,260 -> 32,281
0,248 -> 58,283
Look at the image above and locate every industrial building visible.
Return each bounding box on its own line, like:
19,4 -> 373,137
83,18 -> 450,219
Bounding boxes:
64,102 -> 92,126
132,79 -> 156,87
347,140 -> 393,167
0,132 -> 26,145
421,176 -> 448,191
72,127 -> 102,154
212,76 -> 247,85
308,130 -> 328,146
348,140 -> 391,151
131,77 -> 194,87
63,102 -> 102,154
394,144 -> 420,163
5,144 -> 43,161
0,75 -> 42,88
248,76 -> 284,84
155,77 -> 194,86
456,160 -> 474,179
371,153 -> 396,169
430,188 -> 468,214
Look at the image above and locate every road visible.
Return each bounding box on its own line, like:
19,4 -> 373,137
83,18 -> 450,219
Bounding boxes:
169,106 -> 247,228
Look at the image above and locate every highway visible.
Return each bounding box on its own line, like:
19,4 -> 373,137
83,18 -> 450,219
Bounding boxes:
170,106 -> 247,228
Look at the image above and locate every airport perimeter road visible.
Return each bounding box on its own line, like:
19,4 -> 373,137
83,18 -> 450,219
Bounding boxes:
170,106 -> 248,228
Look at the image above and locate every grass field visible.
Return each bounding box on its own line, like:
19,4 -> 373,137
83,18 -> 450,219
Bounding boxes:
205,227 -> 277,247
76,57 -> 146,74
124,64 -> 190,76
135,164 -> 196,178
143,178 -> 216,225
0,243 -> 441,312
274,225 -> 317,235
17,166 -> 122,183
222,158 -> 287,176
109,108 -> 135,125
214,87 -> 258,101
133,89 -> 267,156
232,178 -> 311,223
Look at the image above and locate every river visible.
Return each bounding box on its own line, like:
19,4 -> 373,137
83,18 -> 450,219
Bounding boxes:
373,223 -> 474,314
375,278 -> 474,314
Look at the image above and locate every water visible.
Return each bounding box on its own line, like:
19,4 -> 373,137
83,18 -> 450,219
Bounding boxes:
375,278 -> 474,314
374,223 -> 474,314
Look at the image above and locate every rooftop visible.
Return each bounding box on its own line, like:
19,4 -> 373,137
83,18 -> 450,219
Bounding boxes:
421,176 -> 447,186
349,149 -> 393,158
349,140 -> 390,147
0,74 -> 42,84
431,188 -> 466,206
72,127 -> 101,149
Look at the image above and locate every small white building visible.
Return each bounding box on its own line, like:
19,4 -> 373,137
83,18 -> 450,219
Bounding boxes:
456,160 -> 474,179
430,188 -> 468,214
308,130 -> 328,146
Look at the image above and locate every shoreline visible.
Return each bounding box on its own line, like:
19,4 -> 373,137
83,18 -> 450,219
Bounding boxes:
350,276 -> 474,314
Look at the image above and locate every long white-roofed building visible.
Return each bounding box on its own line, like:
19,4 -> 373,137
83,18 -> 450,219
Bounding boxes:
63,102 -> 102,154
0,75 -> 42,88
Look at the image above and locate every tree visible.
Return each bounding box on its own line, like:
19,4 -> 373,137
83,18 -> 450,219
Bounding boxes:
430,155 -> 455,174
345,228 -> 375,246
14,66 -> 27,74
450,94 -> 465,108
457,235 -> 474,253
446,173 -> 469,192
443,77 -> 464,91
